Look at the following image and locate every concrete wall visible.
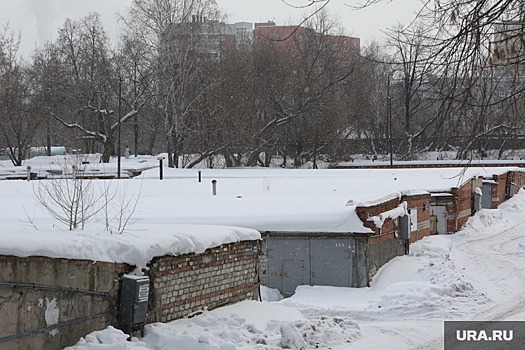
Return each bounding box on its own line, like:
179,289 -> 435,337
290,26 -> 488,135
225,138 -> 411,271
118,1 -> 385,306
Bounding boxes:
367,233 -> 405,279
0,256 -> 132,350
0,240 -> 261,349
146,240 -> 261,323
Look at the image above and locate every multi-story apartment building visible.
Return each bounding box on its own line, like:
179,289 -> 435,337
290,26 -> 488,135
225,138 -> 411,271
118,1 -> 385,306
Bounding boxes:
162,16 -> 360,63
491,20 -> 524,65
253,21 -> 360,59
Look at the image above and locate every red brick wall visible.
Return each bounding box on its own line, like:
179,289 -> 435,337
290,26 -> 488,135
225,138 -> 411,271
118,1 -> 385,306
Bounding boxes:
146,240 -> 260,323
356,197 -> 400,234
502,171 -> 525,200
450,179 -> 475,231
491,173 -> 508,208
356,193 -> 431,244
403,194 -> 431,243
515,171 -> 525,190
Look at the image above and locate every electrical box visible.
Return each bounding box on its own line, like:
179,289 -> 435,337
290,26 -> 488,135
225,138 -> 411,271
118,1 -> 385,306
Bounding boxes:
120,275 -> 150,326
399,214 -> 411,239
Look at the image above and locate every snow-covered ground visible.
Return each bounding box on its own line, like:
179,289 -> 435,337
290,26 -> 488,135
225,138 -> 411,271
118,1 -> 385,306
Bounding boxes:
2,155 -> 525,349
62,189 -> 525,349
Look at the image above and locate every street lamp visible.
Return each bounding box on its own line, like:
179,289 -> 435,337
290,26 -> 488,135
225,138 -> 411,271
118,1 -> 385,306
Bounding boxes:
387,68 -> 401,167
117,76 -> 122,179
387,74 -> 393,167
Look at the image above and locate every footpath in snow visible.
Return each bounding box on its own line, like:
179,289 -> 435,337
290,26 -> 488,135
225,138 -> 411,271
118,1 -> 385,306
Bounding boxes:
65,190 -> 525,349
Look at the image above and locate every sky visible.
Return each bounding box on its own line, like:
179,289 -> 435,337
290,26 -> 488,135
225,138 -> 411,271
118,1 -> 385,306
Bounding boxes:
0,0 -> 423,57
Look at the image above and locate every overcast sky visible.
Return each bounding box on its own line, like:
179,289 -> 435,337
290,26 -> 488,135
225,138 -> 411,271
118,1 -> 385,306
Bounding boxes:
0,0 -> 422,57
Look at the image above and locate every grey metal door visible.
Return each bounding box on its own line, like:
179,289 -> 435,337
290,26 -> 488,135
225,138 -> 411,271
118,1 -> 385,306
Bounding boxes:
430,205 -> 447,234
266,238 -> 310,297
310,239 -> 352,287
482,183 -> 492,209
282,260 -> 305,296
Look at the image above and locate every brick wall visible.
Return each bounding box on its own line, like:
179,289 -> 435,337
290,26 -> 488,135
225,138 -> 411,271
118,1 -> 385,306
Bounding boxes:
356,193 -> 431,244
450,180 -> 475,232
403,193 -> 431,243
356,197 -> 400,234
491,173 -> 508,208
0,239 -> 261,349
146,240 -> 260,323
508,171 -> 525,196
512,171 -> 525,190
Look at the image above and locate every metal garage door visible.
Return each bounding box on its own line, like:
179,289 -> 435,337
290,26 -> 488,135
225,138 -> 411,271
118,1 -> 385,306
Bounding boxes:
266,238 -> 310,297
310,239 -> 353,287
430,205 -> 447,234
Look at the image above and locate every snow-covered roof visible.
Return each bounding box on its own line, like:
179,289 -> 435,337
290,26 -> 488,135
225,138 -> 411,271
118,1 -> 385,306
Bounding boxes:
0,224 -> 260,271
0,155 -> 522,264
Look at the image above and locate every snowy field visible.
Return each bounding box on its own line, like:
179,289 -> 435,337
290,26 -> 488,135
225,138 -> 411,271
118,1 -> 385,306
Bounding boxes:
1,155 -> 525,349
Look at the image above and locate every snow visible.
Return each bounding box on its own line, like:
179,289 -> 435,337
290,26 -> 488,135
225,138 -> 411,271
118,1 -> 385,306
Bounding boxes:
368,201 -> 407,228
1,155 -> 521,237
62,189 -> 525,349
0,225 -> 260,272
2,155 -> 525,349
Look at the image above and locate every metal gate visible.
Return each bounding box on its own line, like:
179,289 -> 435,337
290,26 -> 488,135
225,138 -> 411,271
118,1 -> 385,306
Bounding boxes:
310,239 -> 353,287
265,237 -> 363,297
430,205 -> 447,234
266,238 -> 310,297
482,182 -> 493,209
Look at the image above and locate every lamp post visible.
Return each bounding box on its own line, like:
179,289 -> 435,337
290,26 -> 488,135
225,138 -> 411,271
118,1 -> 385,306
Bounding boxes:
117,76 -> 122,179
387,74 -> 393,167
386,68 -> 401,167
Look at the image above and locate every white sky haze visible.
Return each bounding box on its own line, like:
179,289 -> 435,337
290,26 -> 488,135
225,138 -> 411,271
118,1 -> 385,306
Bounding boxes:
0,0 -> 423,57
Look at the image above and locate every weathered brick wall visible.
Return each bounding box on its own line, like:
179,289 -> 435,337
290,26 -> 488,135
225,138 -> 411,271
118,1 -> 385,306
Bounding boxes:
146,240 -> 260,323
0,239 -> 262,349
450,180 -> 474,232
403,193 -> 431,243
491,173 -> 508,208
513,171 -> 525,190
356,197 -> 400,233
0,256 -> 132,350
508,171 -> 523,192
257,241 -> 267,286
505,171 -> 525,199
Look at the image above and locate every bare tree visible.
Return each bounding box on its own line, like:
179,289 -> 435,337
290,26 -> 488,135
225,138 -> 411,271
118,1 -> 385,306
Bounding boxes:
384,25 -> 440,159
246,10 -> 359,167
0,27 -> 42,165
100,180 -> 143,234
34,157 -> 105,230
405,1 -> 525,157
34,155 -> 142,232
122,0 -> 224,167
45,14 -> 144,163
